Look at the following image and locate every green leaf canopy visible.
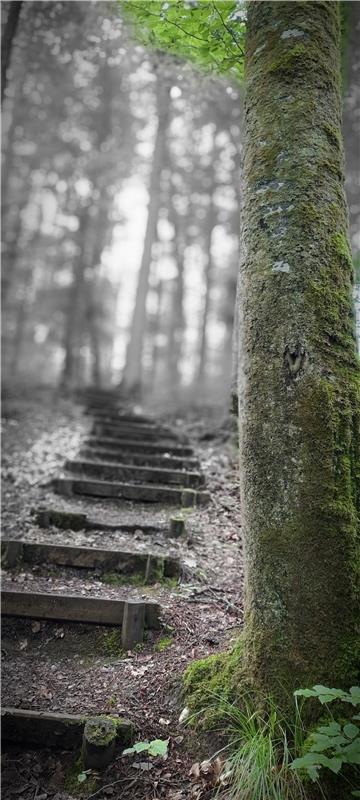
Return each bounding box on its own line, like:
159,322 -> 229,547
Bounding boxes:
120,0 -> 246,80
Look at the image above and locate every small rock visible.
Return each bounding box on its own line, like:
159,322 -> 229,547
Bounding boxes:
179,706 -> 190,725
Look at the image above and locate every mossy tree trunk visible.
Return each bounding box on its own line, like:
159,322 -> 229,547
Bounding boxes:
238,1 -> 360,705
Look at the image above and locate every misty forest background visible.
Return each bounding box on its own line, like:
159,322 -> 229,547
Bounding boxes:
1,1 -> 360,410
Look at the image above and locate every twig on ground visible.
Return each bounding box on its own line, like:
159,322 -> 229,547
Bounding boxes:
86,775 -> 138,800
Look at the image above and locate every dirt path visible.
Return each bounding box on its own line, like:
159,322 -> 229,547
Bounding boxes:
1,386 -> 243,800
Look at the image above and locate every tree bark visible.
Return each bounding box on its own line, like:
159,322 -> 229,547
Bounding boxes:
86,297 -> 101,388
167,204 -> 186,392
197,198 -> 215,384
230,272 -> 240,416
1,187 -> 30,305
121,80 -> 170,396
238,1 -> 360,703
1,1 -> 22,104
61,206 -> 90,388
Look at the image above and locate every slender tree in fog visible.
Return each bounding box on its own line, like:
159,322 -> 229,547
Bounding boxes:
122,77 -> 171,395
1,1 -> 22,103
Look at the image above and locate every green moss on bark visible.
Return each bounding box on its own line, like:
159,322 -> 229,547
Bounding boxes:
183,640 -> 245,722
229,0 -> 360,717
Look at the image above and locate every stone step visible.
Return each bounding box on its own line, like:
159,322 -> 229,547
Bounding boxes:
2,588 -> 161,629
85,436 -> 194,457
65,458 -> 205,488
92,423 -> 179,442
54,476 -> 209,505
80,445 -> 200,471
1,539 -> 180,579
31,506 -> 168,535
2,707 -> 134,749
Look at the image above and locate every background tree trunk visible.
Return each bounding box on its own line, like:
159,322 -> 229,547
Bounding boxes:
238,1 -> 360,705
61,206 -> 90,388
121,80 -> 170,396
197,197 -> 215,385
1,1 -> 22,103
167,204 -> 186,393
86,296 -> 102,388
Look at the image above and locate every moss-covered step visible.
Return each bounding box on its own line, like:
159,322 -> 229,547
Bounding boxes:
54,476 -> 210,505
1,588 -> 161,628
85,436 -> 194,457
1,539 -> 180,579
2,708 -> 134,749
65,458 -> 205,488
30,506 -> 167,535
92,423 -> 179,442
80,445 -> 200,471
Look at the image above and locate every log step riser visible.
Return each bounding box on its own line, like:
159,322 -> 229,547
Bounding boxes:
91,418 -> 175,436
1,589 -> 161,629
2,708 -> 134,749
32,507 -> 167,535
65,459 -> 205,488
80,446 -> 200,471
92,425 -> 179,442
1,540 -> 180,578
54,477 -> 209,505
85,437 -> 194,456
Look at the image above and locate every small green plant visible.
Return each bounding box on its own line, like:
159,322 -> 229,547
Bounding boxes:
291,685 -> 360,794
101,572 -> 144,587
161,576 -> 179,590
123,738 -> 169,758
77,770 -> 92,784
107,695 -> 117,708
154,635 -> 174,652
100,629 -> 124,657
64,757 -> 98,796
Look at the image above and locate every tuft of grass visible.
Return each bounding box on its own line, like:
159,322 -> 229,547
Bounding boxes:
154,635 -> 174,652
161,576 -> 179,590
101,572 -> 144,587
64,755 -> 98,796
100,629 -> 124,658
191,693 -> 318,800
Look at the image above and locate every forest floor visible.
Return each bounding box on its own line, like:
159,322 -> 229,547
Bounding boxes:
1,386 -> 243,800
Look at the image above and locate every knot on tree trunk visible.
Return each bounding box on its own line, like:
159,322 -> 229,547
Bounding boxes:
284,344 -> 306,380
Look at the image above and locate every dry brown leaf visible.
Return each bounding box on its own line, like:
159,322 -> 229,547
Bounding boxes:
189,762 -> 200,779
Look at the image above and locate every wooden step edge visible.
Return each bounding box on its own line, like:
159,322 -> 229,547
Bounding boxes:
79,446 -> 200,469
65,458 -> 204,484
1,539 -> 181,578
92,427 -> 181,443
84,410 -> 155,423
29,507 -> 169,535
91,416 -> 169,430
1,589 -> 161,629
54,477 -> 210,505
54,476 -> 183,499
2,707 -> 134,749
85,437 -> 194,455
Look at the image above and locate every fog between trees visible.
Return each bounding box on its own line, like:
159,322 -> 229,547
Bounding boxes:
2,0 -> 245,409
